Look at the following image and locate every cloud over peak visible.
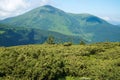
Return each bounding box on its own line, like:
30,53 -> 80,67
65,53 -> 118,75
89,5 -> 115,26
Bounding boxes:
0,0 -> 52,20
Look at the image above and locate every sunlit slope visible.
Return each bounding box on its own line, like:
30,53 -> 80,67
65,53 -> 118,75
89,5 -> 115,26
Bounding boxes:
0,5 -> 120,42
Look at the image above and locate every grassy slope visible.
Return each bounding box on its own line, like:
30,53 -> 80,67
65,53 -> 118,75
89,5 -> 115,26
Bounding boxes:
69,13 -> 120,42
1,5 -> 120,43
0,24 -> 82,46
0,42 -> 120,80
0,5 -> 77,35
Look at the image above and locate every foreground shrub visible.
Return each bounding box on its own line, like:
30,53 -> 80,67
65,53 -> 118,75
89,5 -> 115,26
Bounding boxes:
63,42 -> 72,46
0,42 -> 120,80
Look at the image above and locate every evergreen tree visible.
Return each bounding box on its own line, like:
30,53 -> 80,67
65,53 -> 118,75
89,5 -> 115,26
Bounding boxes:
80,40 -> 85,45
46,35 -> 55,44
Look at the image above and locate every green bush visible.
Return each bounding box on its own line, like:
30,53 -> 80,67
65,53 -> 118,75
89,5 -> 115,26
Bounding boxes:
63,42 -> 72,46
0,42 -> 120,80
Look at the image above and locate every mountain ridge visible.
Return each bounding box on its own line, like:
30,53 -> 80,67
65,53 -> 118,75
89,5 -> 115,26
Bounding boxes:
0,5 -> 120,44
0,23 -> 83,46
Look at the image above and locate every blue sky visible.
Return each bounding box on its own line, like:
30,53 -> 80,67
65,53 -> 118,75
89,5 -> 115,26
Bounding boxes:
0,0 -> 120,24
52,0 -> 120,24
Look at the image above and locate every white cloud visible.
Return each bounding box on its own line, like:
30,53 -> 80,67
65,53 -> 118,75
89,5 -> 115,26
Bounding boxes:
100,16 -> 111,21
0,0 -> 30,19
0,0 -> 28,12
0,0 -> 53,20
100,16 -> 120,25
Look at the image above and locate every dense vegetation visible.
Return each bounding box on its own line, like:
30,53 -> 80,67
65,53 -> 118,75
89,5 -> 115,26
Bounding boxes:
0,42 -> 120,80
0,24 -> 81,46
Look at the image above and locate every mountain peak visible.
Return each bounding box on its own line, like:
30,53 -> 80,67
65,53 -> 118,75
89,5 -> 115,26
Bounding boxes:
42,5 -> 54,8
36,5 -> 65,14
40,5 -> 57,10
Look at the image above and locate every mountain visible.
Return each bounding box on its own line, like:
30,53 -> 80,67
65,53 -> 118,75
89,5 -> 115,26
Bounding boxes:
0,5 -> 120,43
0,23 -> 82,46
116,25 -> 120,27
0,5 -> 77,35
69,14 -> 120,42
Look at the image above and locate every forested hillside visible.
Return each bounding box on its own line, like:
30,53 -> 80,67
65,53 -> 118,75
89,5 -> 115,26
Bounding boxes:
1,5 -> 120,43
0,42 -> 120,80
0,24 -> 82,46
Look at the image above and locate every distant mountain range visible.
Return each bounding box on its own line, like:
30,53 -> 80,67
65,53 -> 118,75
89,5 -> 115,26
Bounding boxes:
0,5 -> 120,46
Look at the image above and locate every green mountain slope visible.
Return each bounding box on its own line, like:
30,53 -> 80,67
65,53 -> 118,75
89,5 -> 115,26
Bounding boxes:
70,14 -> 120,42
117,25 -> 120,27
1,5 -> 81,35
0,24 -> 82,46
0,5 -> 120,43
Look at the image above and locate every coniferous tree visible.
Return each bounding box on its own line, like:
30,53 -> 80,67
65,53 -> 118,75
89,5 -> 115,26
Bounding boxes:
80,40 -> 85,45
46,35 -> 55,44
